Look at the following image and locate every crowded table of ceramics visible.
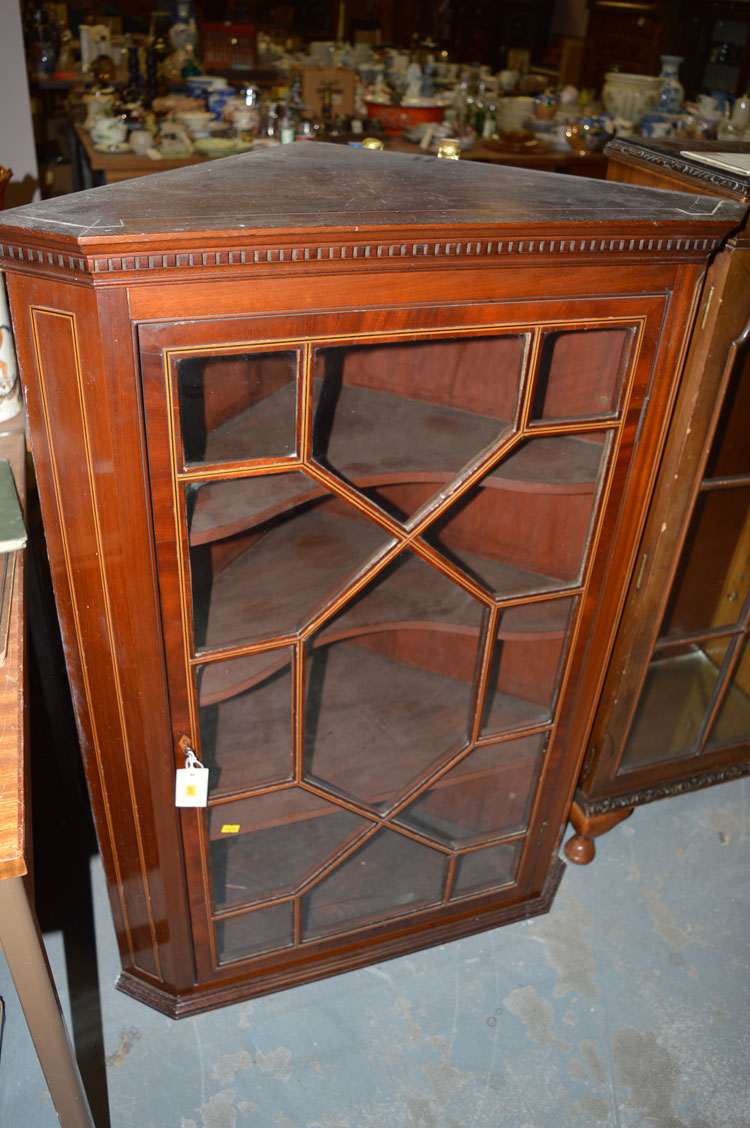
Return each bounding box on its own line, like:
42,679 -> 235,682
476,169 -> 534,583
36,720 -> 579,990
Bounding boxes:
70,122 -> 608,188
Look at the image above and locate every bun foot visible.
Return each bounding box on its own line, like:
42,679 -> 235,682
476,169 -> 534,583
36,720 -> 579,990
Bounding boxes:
564,832 -> 595,864
564,802 -> 634,865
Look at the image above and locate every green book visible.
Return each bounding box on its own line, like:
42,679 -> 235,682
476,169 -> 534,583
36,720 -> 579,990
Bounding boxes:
0,460 -> 25,552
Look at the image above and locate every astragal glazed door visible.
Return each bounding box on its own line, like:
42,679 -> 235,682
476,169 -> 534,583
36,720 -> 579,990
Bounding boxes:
139,294 -> 658,992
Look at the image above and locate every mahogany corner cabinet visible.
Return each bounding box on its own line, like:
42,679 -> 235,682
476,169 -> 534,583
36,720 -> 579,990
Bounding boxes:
0,145 -> 743,1017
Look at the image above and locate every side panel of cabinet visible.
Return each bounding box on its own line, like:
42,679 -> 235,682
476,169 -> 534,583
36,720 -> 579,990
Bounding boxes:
6,275 -> 196,996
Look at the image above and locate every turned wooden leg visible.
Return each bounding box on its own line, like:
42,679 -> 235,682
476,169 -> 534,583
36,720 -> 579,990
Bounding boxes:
564,801 -> 634,865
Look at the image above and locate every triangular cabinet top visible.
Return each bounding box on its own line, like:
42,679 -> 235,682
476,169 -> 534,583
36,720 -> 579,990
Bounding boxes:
0,144 -> 745,282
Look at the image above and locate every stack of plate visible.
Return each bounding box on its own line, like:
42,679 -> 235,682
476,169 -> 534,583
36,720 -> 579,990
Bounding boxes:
495,97 -> 536,133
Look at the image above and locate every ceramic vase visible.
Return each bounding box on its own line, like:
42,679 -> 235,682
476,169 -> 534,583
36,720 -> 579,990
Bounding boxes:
658,56 -> 684,113
0,278 -> 22,422
602,73 -> 662,125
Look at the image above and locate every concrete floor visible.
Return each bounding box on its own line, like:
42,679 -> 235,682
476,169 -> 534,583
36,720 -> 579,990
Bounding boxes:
0,776 -> 748,1128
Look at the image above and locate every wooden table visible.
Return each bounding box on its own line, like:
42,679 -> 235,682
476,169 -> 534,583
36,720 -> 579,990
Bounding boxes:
71,123 -> 209,188
0,413 -> 94,1127
389,135 -> 608,176
71,122 -> 608,188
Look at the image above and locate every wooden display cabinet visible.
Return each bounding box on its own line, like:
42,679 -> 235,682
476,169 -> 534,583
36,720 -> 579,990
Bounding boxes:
579,1 -> 667,95
566,138 -> 750,864
0,145 -> 742,1015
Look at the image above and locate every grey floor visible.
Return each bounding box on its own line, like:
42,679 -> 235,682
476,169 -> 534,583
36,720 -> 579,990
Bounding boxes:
0,777 -> 748,1128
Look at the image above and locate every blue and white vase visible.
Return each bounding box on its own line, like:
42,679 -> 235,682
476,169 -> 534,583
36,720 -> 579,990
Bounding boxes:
658,55 -> 684,113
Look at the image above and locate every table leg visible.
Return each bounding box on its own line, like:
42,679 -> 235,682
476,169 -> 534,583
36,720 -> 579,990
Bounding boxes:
0,874 -> 95,1128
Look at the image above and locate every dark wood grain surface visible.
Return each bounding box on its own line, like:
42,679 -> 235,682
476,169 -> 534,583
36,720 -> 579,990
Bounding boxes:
0,143 -> 744,242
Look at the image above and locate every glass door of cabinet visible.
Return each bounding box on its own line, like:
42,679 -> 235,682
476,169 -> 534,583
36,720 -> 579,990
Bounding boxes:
617,332 -> 750,776
139,307 -> 644,980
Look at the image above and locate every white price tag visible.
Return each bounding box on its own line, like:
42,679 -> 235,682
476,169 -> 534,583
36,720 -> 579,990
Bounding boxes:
175,747 -> 209,807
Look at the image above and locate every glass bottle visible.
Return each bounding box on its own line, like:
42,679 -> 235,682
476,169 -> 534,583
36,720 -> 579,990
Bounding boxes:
473,82 -> 486,136
279,102 -> 296,144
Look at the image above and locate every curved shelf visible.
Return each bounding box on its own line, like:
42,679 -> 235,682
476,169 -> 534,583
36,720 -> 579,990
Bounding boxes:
197,509 -> 395,653
206,643 -> 547,824
188,381 -> 605,546
190,433 -> 604,546
198,604 -> 571,707
195,507 -> 576,693
198,379 -> 298,467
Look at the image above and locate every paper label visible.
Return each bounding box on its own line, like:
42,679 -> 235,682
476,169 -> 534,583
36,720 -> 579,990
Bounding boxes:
175,764 -> 209,807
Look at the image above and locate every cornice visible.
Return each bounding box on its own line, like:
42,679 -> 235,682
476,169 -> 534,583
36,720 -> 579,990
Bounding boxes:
0,228 -> 725,282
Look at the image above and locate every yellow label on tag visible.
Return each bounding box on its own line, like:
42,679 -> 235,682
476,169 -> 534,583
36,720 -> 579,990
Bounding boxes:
221,824 -> 240,834
185,784 -> 197,797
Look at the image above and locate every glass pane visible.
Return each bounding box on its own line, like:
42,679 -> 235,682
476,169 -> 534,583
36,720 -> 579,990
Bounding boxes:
481,598 -> 576,736
708,637 -> 750,748
305,550 -> 484,810
177,350 -> 298,465
531,328 -> 632,422
450,842 -> 519,898
705,344 -> 750,479
208,790 -> 368,912
417,434 -> 610,598
312,335 -> 526,522
197,649 -> 293,798
619,641 -> 730,771
188,473 -> 395,650
216,902 -> 293,964
660,487 -> 750,639
302,827 -> 446,939
395,733 -> 545,847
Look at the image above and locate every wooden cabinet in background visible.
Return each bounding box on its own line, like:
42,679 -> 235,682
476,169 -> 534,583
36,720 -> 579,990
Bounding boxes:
566,138 -> 750,864
0,145 -> 742,1014
580,1 -> 667,94
676,1 -> 750,101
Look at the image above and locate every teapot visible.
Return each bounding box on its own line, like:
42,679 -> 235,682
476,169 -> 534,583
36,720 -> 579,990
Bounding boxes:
90,113 -> 128,148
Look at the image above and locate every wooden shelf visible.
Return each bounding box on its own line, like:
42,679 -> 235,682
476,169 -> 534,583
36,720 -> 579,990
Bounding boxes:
619,648 -> 721,771
490,435 -> 604,492
620,645 -> 750,772
190,424 -> 604,546
201,663 -> 293,797
198,590 -> 573,708
207,641 -> 474,817
196,502 -> 578,658
199,379 -> 297,467
199,648 -> 294,707
198,509 -> 392,650
205,639 -> 552,808
394,737 -> 542,846
209,792 -> 368,911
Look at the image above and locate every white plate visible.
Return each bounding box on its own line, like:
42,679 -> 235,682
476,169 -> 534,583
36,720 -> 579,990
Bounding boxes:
193,139 -> 254,156
93,141 -> 131,153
